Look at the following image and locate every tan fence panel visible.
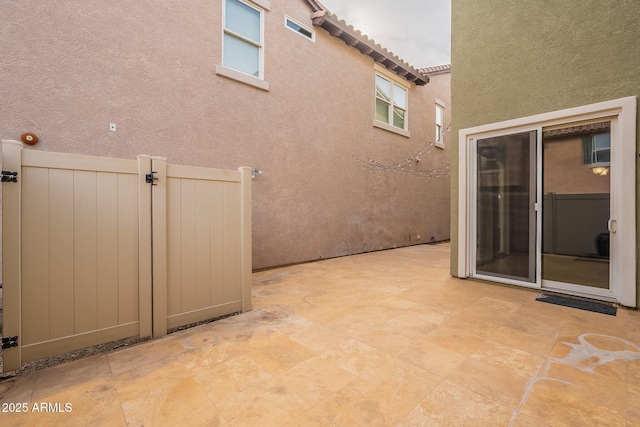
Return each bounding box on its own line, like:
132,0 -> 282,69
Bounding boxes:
158,161 -> 251,333
1,141 -> 251,372
19,150 -> 142,362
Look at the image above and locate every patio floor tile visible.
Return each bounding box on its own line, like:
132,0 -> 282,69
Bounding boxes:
1,243 -> 639,426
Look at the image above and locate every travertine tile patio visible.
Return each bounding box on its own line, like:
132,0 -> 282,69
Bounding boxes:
1,243 -> 639,426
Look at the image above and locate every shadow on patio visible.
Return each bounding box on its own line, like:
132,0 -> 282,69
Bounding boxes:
1,243 -> 639,426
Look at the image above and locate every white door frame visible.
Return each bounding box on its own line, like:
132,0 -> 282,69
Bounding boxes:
469,128 -> 541,288
457,96 -> 637,307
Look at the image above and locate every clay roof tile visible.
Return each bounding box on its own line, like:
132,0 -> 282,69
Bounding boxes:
419,64 -> 451,76
307,2 -> 429,86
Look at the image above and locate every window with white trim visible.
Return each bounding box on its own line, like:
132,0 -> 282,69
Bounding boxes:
375,73 -> 408,130
223,0 -> 264,78
285,16 -> 315,41
436,103 -> 444,143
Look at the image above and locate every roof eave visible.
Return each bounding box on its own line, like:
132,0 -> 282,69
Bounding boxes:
305,0 -> 327,13
311,11 -> 429,86
419,64 -> 451,76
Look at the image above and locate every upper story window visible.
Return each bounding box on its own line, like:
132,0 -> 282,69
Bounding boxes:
375,72 -> 408,133
223,0 -> 264,78
285,16 -> 315,41
435,102 -> 445,146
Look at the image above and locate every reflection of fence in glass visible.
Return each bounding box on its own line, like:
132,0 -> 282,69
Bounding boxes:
542,126 -> 610,289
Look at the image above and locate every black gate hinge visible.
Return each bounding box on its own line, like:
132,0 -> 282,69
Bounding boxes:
1,336 -> 18,349
1,170 -> 18,183
145,171 -> 158,186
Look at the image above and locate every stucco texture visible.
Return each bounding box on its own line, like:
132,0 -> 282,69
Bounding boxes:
1,0 -> 450,270
450,0 -> 640,281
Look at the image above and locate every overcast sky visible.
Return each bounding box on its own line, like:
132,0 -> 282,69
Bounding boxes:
319,0 -> 451,69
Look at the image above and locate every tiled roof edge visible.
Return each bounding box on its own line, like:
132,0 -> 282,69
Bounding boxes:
305,0 -> 327,13
419,64 -> 451,76
310,10 -> 429,86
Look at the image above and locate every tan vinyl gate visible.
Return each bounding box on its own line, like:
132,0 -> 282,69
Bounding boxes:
1,140 -> 252,373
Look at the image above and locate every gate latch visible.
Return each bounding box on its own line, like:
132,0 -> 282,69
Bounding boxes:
1,170 -> 18,183
145,171 -> 158,186
1,336 -> 18,349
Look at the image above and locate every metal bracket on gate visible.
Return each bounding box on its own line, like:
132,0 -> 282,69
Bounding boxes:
145,171 -> 158,186
1,336 -> 19,349
1,170 -> 18,183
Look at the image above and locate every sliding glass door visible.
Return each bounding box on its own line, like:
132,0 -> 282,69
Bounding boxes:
461,97 -> 636,306
541,123 -> 610,290
473,126 -> 611,289
474,131 -> 537,284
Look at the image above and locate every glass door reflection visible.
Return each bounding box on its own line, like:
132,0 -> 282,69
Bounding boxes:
476,131 -> 537,283
541,124 -> 610,289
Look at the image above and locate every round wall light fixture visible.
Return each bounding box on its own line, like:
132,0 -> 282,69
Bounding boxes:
21,132 -> 39,145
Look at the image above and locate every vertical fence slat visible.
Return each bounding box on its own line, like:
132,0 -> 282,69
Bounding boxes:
74,171 -> 98,334
96,172 -> 119,329
195,180 -> 212,309
22,166 -> 52,345
166,176 -> 182,317
117,174 -> 141,324
1,140 -> 23,372
48,169 -> 74,339
210,181 -> 225,306
180,179 -> 197,312
223,182 -> 238,303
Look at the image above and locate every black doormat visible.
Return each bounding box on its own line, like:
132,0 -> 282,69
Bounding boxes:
535,293 -> 617,316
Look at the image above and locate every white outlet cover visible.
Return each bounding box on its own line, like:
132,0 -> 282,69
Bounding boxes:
109,123 -> 116,131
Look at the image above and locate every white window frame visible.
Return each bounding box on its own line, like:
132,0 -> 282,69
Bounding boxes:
285,15 -> 315,42
435,100 -> 445,148
373,64 -> 410,138
583,133 -> 611,167
457,96 -> 637,307
216,0 -> 270,91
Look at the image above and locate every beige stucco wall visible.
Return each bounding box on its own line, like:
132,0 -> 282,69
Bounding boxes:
451,0 -> 640,300
0,0 -> 450,271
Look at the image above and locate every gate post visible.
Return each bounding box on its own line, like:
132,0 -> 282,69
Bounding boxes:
1,140 -> 23,372
238,167 -> 252,313
151,157 -> 168,337
137,155 -> 153,338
